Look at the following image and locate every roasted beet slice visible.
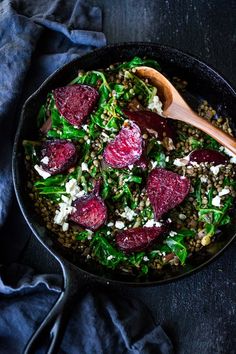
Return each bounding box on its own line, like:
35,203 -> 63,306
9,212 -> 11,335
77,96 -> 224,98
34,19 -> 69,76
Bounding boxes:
147,168 -> 190,220
69,193 -> 107,231
40,140 -> 77,175
103,121 -> 142,168
115,226 -> 166,253
53,84 -> 99,127
123,110 -> 174,140
189,149 -> 228,165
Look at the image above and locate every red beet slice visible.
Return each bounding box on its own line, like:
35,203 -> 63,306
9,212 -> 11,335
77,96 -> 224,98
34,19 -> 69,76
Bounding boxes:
53,84 -> 99,127
41,140 -> 77,175
123,110 -> 174,140
103,121 -> 142,168
189,149 -> 228,165
147,168 -> 190,220
69,193 -> 107,231
115,226 -> 166,253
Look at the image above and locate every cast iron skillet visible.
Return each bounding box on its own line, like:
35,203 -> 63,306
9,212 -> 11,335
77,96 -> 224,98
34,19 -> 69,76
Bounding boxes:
12,43 -> 236,354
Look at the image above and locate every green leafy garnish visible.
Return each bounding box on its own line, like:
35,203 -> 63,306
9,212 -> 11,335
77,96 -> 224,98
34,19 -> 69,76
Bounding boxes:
165,229 -> 195,264
111,56 -> 161,72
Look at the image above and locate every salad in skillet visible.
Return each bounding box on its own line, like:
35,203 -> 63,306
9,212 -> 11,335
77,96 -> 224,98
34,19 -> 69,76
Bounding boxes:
24,57 -> 236,276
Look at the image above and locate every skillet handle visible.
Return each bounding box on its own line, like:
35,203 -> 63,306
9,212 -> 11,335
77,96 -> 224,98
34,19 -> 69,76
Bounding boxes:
24,263 -> 87,354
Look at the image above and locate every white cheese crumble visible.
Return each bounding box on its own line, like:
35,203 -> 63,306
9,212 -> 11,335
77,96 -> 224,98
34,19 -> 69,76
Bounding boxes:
34,164 -> 51,179
107,255 -> 115,261
144,219 -> 162,227
82,124 -> 89,132
219,146 -> 236,164
128,164 -> 134,170
200,176 -> 208,183
143,256 -> 149,262
115,221 -> 125,229
62,223 -> 69,232
169,231 -> 177,237
212,195 -> 221,207
147,95 -> 163,115
81,162 -> 89,172
165,156 -> 170,162
107,222 -> 114,227
120,206 -> 137,221
54,203 -> 76,226
40,156 -> 49,165
150,160 -> 158,169
210,165 -> 223,175
219,188 -> 230,196
219,146 -> 235,157
54,179 -> 85,230
173,155 -> 189,167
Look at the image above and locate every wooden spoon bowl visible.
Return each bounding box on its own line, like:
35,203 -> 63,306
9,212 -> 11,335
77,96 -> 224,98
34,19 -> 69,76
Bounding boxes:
135,66 -> 236,155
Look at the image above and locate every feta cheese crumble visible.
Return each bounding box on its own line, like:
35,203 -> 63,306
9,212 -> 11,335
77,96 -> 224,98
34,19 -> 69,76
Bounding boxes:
210,165 -> 222,175
115,221 -> 125,229
34,164 -> 51,179
173,155 -> 190,167
219,188 -> 230,196
144,219 -> 162,227
212,195 -> 221,207
107,255 -> 115,261
219,146 -> 236,164
148,95 -> 163,115
120,206 -> 137,221
81,162 -> 89,172
54,179 -> 85,230
40,156 -> 49,165
200,176 -> 208,183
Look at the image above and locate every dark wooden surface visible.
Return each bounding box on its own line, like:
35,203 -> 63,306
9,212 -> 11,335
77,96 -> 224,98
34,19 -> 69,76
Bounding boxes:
21,1 -> 236,353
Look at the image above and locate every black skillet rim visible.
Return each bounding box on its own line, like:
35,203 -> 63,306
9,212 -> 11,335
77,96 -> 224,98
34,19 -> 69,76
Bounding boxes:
12,42 -> 236,287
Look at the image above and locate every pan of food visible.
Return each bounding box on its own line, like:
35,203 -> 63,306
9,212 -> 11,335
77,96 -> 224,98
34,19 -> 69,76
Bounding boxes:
12,43 -> 236,353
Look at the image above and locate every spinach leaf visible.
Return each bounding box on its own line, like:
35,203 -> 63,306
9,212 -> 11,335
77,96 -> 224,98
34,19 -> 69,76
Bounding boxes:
34,173 -> 68,201
76,230 -> 92,241
91,233 -> 126,269
165,237 -> 188,265
112,56 -> 161,72
198,195 -> 233,237
165,229 -> 196,265
23,140 -> 40,164
194,178 -> 202,207
124,70 -> 157,105
37,105 -> 46,128
205,136 -> 220,150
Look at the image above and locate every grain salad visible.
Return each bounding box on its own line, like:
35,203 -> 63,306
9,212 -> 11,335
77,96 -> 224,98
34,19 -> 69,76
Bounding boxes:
23,57 -> 236,277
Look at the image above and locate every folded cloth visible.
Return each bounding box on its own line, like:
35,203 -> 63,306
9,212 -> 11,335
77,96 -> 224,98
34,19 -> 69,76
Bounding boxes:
0,1 -> 173,353
0,264 -> 173,354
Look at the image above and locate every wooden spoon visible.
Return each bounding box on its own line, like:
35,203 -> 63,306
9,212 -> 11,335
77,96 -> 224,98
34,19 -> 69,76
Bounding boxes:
135,66 -> 236,155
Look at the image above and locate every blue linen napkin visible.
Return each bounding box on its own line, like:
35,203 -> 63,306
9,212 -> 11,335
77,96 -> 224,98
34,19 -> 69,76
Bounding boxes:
0,1 -> 173,353
0,264 -> 173,354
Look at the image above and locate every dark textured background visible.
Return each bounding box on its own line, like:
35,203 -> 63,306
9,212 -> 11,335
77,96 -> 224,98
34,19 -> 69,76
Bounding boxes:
18,1 -> 236,353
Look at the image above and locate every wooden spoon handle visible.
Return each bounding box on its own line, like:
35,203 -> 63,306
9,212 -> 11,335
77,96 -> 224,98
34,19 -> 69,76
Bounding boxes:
167,102 -> 236,155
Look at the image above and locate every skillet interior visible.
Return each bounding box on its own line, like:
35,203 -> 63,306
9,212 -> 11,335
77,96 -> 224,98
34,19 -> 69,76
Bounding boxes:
13,43 -> 236,284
